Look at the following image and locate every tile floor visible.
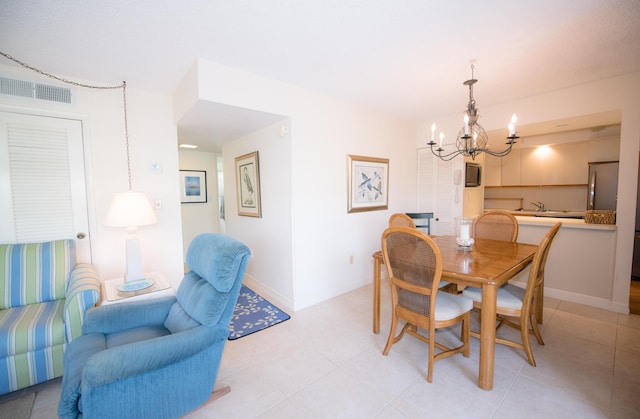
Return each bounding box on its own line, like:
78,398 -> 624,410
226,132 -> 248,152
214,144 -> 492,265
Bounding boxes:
4,281 -> 640,418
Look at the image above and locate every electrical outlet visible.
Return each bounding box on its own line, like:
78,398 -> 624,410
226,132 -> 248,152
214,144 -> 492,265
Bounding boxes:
154,199 -> 162,210
349,255 -> 354,264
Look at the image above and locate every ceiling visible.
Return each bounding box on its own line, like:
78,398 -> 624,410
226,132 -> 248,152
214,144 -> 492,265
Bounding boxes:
1,1 -> 639,152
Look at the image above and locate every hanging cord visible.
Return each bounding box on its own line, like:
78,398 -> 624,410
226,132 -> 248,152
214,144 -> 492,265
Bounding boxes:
1,50 -> 133,190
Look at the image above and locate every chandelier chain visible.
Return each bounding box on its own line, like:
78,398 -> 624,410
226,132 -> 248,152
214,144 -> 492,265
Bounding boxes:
1,50 -> 133,190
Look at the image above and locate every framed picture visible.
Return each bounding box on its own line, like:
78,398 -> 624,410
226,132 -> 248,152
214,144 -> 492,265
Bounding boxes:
347,154 -> 389,213
235,151 -> 262,217
180,170 -> 207,203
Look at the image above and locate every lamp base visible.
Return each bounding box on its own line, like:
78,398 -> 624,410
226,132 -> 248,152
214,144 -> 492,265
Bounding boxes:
124,236 -> 146,282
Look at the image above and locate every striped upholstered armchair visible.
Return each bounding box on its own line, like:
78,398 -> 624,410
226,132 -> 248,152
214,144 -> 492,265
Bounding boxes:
0,239 -> 101,395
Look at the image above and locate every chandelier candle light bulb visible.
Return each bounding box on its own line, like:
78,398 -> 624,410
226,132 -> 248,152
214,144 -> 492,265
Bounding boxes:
509,114 -> 518,136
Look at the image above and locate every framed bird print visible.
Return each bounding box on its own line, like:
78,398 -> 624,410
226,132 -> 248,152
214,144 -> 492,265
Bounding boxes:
347,154 -> 389,213
235,151 -> 262,217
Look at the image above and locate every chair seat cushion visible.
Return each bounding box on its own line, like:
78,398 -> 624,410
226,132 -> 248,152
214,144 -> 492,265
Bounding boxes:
0,300 -> 64,357
462,283 -> 525,311
434,292 -> 473,321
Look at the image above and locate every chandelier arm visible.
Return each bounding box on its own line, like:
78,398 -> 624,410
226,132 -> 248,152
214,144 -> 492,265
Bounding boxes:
427,142 -> 465,161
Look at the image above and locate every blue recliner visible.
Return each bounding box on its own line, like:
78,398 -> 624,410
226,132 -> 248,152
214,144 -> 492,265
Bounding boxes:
58,233 -> 251,419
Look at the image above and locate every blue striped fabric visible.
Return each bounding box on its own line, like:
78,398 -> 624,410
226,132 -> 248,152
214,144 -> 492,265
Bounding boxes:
0,240 -> 73,309
64,263 -> 101,342
0,240 -> 99,395
0,300 -> 65,393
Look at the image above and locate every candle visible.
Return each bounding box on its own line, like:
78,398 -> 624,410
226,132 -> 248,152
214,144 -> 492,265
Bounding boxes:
460,224 -> 470,242
464,114 -> 469,136
430,123 -> 436,142
473,132 -> 478,148
509,113 -> 517,136
439,131 -> 444,147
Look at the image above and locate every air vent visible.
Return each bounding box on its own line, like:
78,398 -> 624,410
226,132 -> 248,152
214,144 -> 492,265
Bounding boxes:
0,76 -> 73,104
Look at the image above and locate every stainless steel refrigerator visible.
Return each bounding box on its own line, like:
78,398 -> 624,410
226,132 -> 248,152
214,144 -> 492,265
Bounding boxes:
587,161 -> 619,211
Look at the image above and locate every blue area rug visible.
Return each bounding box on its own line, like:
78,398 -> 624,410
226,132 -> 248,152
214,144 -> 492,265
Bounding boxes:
228,285 -> 290,340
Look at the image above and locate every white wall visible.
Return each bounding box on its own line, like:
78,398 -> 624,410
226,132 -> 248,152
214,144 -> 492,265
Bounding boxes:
176,59 -> 418,311
223,120 -> 294,310
0,63 -> 185,288
419,72 -> 640,312
178,149 -> 220,261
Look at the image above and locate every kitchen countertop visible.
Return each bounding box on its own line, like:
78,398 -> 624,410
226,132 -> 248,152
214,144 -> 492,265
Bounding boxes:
513,215 -> 616,230
484,209 -> 616,230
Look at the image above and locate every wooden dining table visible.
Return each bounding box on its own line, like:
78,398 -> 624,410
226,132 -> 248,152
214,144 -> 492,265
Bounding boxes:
372,235 -> 538,391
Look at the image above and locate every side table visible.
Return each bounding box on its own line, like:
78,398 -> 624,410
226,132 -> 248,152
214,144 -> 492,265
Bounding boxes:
101,271 -> 175,305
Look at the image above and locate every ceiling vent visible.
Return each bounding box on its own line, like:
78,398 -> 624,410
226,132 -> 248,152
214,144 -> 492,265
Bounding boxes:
0,76 -> 73,104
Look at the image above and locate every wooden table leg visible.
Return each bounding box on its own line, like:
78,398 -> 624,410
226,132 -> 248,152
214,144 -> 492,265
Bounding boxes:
478,283 -> 497,390
373,255 -> 381,334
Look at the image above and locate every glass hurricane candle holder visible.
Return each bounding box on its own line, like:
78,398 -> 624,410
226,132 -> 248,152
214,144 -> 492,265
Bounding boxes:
456,217 -> 474,251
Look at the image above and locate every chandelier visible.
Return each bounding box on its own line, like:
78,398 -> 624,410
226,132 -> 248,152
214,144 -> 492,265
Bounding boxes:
427,65 -> 519,161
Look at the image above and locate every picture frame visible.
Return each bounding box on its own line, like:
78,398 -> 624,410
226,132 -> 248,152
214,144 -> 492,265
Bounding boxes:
347,154 -> 389,213
179,170 -> 207,203
235,151 -> 262,217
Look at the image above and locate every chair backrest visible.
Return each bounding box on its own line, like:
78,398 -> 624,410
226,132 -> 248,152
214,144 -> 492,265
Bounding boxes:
405,212 -> 434,234
522,222 -> 561,310
381,227 -> 442,320
164,233 -> 251,334
388,213 -> 416,228
473,210 -> 519,242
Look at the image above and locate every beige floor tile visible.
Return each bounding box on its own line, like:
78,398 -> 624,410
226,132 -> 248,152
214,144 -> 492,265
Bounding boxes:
390,376 -> 497,418
614,348 -> 640,385
23,286 -> 640,419
611,376 -> 640,419
287,368 -> 389,418
617,312 -> 640,330
520,349 -> 613,410
557,300 -> 619,324
616,325 -> 640,354
543,309 -> 617,347
494,375 -> 609,419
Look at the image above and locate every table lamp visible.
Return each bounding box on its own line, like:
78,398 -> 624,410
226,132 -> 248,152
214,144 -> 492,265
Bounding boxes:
105,190 -> 158,288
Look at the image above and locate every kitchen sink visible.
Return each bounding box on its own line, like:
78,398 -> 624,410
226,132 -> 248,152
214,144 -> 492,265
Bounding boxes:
534,210 -> 585,219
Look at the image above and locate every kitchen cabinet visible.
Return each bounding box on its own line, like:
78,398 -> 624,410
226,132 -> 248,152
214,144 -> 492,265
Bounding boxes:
484,154 -> 501,186
488,141 -> 589,187
500,149 -> 521,186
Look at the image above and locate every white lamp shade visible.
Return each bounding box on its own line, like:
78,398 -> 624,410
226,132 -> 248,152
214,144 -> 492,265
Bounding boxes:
105,191 -> 158,228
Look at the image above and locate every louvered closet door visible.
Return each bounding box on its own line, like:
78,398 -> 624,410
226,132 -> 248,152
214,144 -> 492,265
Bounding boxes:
0,111 -> 91,262
417,148 -> 459,235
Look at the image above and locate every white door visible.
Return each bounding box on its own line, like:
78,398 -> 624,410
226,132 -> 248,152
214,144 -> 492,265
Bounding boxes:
0,111 -> 91,261
417,148 -> 463,235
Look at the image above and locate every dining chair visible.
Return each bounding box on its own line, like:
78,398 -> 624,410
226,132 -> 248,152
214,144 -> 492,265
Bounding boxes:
381,227 -> 473,382
388,213 -> 417,228
473,210 -> 519,242
405,212 -> 433,234
462,222 -> 561,367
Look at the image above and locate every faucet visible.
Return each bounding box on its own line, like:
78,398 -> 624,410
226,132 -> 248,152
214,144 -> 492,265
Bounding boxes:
531,201 -> 545,211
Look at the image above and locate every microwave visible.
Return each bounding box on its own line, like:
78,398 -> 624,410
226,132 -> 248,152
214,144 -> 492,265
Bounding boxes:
465,163 -> 482,187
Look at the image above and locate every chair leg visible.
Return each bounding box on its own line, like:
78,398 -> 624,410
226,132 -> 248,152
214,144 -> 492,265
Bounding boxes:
530,301 -> 545,345
383,312 -> 399,355
427,331 -> 435,383
520,317 -> 536,367
462,314 -> 470,358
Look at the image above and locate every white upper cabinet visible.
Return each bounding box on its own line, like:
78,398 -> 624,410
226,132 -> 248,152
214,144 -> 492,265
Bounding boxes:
488,140 -> 596,186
